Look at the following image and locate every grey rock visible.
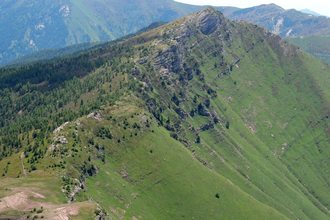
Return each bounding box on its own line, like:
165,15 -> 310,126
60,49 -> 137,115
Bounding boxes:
197,9 -> 221,35
198,104 -> 211,116
129,68 -> 141,75
175,107 -> 188,119
153,45 -> 183,74
68,184 -> 82,204
185,68 -> 195,80
165,124 -> 175,131
200,122 -> 214,131
138,56 -> 150,64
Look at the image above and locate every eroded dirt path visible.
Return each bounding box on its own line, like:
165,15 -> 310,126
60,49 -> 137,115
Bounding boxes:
0,188 -> 85,219
20,152 -> 27,177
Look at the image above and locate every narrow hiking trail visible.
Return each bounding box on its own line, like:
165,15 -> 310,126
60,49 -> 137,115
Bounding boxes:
21,152 -> 27,177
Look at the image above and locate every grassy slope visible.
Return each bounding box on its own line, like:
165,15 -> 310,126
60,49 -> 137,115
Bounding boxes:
0,178 -> 96,219
81,10 -> 330,219
128,8 -> 330,219
41,98 -> 289,220
0,100 -> 288,219
0,68 -> 288,219
197,14 -> 330,220
87,125 -> 288,220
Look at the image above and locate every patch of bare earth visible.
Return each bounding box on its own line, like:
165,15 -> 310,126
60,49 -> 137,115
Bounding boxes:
0,188 -> 89,219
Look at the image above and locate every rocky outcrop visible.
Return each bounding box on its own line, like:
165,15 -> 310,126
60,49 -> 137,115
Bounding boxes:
57,136 -> 68,144
246,44 -> 255,53
138,56 -> 150,64
185,68 -> 195,80
198,104 -> 211,116
68,184 -> 82,204
53,122 -> 70,134
199,122 -> 214,131
94,203 -> 109,220
214,117 -> 221,124
175,107 -> 188,119
129,68 -> 141,75
196,8 -> 222,35
153,45 -> 183,75
165,124 -> 175,131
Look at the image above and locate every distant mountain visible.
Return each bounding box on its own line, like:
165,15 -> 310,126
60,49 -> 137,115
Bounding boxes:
221,4 -> 330,64
2,1 -> 330,67
0,21 -> 167,68
225,4 -> 330,38
0,0 -> 206,66
300,9 -> 329,18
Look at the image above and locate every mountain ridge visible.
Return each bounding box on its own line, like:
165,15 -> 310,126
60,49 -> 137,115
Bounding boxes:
300,9 -> 329,18
2,1 -> 330,67
226,3 -> 330,38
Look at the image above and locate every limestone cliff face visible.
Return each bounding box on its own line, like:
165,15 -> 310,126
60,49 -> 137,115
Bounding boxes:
153,45 -> 184,75
196,8 -> 222,35
152,7 -> 228,80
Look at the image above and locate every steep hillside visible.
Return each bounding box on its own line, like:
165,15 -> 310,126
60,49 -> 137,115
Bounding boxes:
0,21 -> 166,68
2,7 -> 330,219
223,4 -> 330,64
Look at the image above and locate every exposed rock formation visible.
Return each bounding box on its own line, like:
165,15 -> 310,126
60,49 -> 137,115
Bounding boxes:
153,45 -> 183,75
175,107 -> 188,119
129,68 -> 141,76
138,56 -> 150,64
199,122 -> 215,131
198,104 -> 211,116
196,8 -> 222,35
68,183 -> 82,204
